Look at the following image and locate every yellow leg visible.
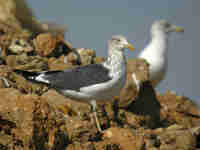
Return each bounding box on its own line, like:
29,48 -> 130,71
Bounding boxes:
0,77 -> 10,87
90,100 -> 103,133
93,111 -> 102,133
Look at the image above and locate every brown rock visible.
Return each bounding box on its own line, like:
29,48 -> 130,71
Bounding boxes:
5,54 -> 48,70
0,65 -> 12,88
158,127 -> 196,150
102,127 -> 145,150
66,52 -> 79,65
8,38 -> 33,54
33,33 -> 57,57
33,33 -> 73,58
0,0 -> 67,34
48,57 -> 74,71
0,66 -> 48,94
41,90 -> 92,122
94,56 -> 105,64
41,90 -> 80,114
0,88 -> 69,150
0,78 -> 6,88
75,48 -> 96,65
0,7 -> 199,149
158,90 -> 200,128
42,90 -> 110,138
118,58 -> 149,107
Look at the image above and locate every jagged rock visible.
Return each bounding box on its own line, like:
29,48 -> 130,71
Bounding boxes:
41,90 -> 83,116
0,6 -> 199,149
0,62 -> 200,150
48,56 -> 74,71
0,30 -> 32,60
158,91 -> 200,128
5,54 -> 48,70
33,33 -> 58,57
8,38 -> 33,54
33,33 -> 73,58
0,0 -> 67,34
0,88 -> 69,150
74,48 -> 96,65
102,127 -> 145,150
0,65 -> 48,94
65,52 -> 80,65
137,125 -> 197,150
41,90 -> 100,131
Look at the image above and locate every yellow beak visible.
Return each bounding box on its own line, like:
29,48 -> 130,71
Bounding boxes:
65,41 -> 73,49
125,43 -> 135,51
172,25 -> 184,33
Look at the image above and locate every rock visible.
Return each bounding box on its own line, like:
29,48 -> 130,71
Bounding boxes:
0,57 -> 5,65
33,33 -> 57,57
0,88 -> 69,150
41,90 -> 82,116
74,48 -> 96,65
0,0 -> 67,34
0,78 -> 6,88
0,29 -> 32,61
158,127 -> 196,150
94,56 -> 105,64
5,54 -> 48,70
103,127 -> 145,150
0,8 -> 199,149
8,38 -> 33,54
33,33 -> 73,58
0,65 -> 48,94
118,58 -> 149,107
48,56 -> 74,71
0,87 -> 199,150
65,52 -> 80,65
158,91 -> 200,128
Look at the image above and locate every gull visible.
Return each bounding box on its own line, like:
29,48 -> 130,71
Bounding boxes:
14,35 -> 134,132
132,20 -> 184,90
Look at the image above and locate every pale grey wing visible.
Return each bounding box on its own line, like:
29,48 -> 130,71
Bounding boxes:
41,64 -> 112,91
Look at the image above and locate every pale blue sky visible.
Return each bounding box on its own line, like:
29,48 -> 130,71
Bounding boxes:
28,0 -> 199,103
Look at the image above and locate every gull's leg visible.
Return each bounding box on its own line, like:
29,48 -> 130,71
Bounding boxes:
0,77 -> 10,88
132,73 -> 140,91
90,100 -> 102,132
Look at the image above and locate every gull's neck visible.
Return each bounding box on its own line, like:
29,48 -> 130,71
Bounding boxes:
148,30 -> 168,57
103,48 -> 126,77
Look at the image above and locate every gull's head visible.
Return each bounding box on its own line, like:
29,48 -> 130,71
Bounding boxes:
151,20 -> 184,35
108,35 -> 134,52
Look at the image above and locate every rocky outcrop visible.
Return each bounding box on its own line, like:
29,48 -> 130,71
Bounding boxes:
0,88 -> 69,150
0,85 -> 200,150
0,2 -> 199,149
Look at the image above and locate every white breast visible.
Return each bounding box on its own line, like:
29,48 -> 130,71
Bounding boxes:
138,32 -> 168,87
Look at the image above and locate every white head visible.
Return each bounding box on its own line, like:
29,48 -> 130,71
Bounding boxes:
108,35 -> 134,54
151,20 -> 184,36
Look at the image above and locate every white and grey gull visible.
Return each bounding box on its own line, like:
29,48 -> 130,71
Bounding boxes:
14,35 -> 134,132
132,20 -> 184,90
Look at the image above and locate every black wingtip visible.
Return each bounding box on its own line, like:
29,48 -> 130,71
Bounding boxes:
13,69 -> 25,74
13,69 -> 39,79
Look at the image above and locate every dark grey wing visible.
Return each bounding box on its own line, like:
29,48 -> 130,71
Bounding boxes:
42,64 -> 112,91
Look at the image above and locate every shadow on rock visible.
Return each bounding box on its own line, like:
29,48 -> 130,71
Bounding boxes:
31,102 -> 70,150
126,81 -> 162,128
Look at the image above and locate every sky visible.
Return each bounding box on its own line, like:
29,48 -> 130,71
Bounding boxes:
28,0 -> 199,104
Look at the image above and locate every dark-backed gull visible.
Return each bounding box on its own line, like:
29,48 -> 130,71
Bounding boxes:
14,35 -> 134,132
132,20 -> 184,90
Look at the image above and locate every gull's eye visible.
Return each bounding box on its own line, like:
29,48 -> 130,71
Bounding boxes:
115,38 -> 121,42
165,23 -> 170,28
